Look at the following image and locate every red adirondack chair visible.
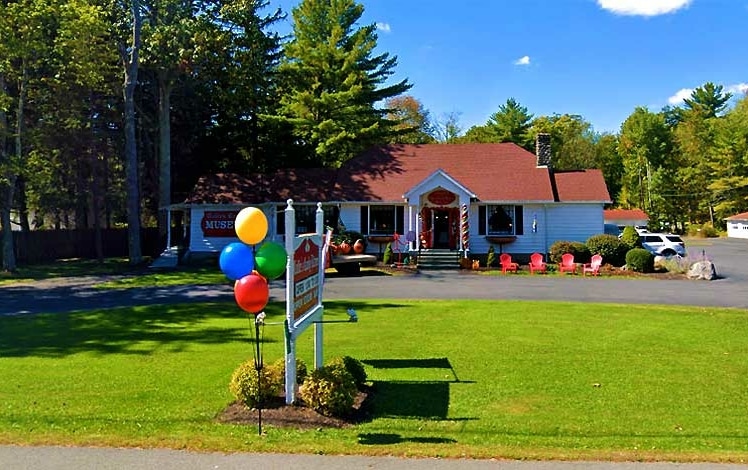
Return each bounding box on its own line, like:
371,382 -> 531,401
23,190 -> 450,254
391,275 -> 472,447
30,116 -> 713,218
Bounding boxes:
559,253 -> 577,274
583,254 -> 603,276
500,253 -> 519,273
529,252 -> 547,274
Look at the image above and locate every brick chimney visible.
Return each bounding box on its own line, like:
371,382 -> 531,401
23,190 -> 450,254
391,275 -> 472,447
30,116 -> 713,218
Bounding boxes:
535,133 -> 552,168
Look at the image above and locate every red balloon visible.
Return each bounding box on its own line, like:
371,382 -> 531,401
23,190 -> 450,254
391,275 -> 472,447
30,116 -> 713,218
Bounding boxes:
234,273 -> 269,314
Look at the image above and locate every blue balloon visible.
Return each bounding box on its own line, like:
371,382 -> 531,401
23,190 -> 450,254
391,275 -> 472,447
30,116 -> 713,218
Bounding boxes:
219,242 -> 255,280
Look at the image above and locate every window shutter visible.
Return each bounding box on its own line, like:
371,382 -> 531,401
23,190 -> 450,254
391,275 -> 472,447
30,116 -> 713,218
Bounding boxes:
395,206 -> 404,234
478,206 -> 486,235
360,206 -> 369,235
515,206 -> 523,235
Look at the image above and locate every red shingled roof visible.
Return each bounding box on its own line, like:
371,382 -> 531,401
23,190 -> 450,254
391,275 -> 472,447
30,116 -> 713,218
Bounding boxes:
334,143 -> 556,202
603,209 -> 649,221
553,170 -> 611,202
184,144 -> 611,204
725,211 -> 748,221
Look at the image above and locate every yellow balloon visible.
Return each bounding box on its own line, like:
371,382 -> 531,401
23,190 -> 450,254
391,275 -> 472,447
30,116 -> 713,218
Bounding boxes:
234,207 -> 268,245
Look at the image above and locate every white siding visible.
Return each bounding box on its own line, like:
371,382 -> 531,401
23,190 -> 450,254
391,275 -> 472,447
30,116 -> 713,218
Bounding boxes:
466,204 -> 549,255
546,204 -> 605,245
727,221 -> 748,239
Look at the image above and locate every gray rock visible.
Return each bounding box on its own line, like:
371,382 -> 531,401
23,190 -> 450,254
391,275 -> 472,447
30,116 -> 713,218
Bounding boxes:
687,260 -> 717,280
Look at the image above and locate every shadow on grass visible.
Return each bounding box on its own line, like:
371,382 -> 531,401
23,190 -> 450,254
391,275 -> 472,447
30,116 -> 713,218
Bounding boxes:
0,300 -> 413,358
360,357 -> 476,422
0,302 -> 283,358
357,433 -> 457,445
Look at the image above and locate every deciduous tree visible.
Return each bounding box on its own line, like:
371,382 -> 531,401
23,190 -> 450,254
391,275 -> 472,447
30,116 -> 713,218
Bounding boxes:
385,95 -> 435,144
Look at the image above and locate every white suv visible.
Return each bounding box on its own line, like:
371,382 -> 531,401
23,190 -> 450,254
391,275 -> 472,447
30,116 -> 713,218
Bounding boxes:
639,232 -> 686,257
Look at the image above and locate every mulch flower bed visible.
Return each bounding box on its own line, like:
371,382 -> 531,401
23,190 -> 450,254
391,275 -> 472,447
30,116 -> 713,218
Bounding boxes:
217,388 -> 371,429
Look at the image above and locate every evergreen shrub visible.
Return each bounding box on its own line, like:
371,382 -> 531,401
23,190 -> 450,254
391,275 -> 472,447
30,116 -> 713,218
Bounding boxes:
586,234 -> 628,267
626,248 -> 654,273
327,355 -> 367,389
549,241 -> 590,264
620,226 -> 640,249
299,364 -> 357,417
486,245 -> 496,267
229,359 -> 284,408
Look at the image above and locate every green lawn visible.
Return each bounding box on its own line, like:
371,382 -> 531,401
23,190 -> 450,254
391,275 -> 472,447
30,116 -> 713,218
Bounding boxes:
1,299 -> 747,461
0,258 -> 139,285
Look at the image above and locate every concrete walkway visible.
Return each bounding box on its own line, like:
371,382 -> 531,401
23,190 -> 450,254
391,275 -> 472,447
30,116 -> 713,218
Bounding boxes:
1,446 -> 746,470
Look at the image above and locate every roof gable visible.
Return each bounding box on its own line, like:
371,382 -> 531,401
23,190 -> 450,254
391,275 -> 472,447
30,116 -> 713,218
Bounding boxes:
403,168 -> 476,201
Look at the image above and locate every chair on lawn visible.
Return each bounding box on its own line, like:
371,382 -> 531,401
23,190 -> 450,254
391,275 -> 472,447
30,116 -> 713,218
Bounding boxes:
559,253 -> 577,274
583,254 -> 603,276
529,252 -> 547,274
499,253 -> 519,274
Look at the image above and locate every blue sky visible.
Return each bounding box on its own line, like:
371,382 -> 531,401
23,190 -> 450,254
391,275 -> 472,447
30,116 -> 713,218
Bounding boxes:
272,0 -> 748,134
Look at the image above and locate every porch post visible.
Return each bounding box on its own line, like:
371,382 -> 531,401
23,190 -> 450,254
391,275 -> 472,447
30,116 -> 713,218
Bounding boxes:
166,208 -> 172,248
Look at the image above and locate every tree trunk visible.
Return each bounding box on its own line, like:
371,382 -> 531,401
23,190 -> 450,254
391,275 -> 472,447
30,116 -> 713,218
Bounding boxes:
123,0 -> 143,265
0,69 -> 21,272
157,73 -> 172,249
16,176 -> 30,232
91,95 -> 104,262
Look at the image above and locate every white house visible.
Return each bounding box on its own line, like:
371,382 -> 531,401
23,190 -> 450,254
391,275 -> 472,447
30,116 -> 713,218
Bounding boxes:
169,134 -> 612,264
725,212 -> 748,239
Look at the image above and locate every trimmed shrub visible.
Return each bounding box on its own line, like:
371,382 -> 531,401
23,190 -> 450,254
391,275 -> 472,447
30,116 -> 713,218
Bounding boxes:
327,355 -> 367,389
626,248 -> 654,273
548,241 -> 590,264
382,242 -> 393,264
620,226 -> 640,249
586,234 -> 628,267
272,357 -> 308,385
486,245 -> 496,267
299,365 -> 357,417
229,359 -> 284,408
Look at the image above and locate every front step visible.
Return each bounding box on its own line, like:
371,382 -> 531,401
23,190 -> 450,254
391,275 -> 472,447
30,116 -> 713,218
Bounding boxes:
149,246 -> 180,269
417,249 -> 460,270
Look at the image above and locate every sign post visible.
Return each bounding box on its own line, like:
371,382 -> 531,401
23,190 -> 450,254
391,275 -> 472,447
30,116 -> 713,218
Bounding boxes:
284,200 -> 327,404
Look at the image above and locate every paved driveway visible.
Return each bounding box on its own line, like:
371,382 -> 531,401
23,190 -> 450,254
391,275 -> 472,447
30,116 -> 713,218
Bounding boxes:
2,238 -> 748,316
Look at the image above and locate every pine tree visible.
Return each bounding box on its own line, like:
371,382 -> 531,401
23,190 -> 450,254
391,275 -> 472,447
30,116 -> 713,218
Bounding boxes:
279,0 -> 411,167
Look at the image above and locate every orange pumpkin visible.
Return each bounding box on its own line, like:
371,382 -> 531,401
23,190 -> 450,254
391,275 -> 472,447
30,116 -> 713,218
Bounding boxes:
353,239 -> 365,254
339,242 -> 351,254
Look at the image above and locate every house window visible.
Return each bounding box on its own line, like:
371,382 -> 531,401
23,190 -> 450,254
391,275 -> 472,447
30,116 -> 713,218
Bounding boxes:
276,205 -> 339,235
478,205 -> 523,235
360,205 -> 404,235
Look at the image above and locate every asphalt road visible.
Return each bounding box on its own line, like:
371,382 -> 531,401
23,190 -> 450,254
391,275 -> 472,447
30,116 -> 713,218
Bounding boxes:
2,237 -> 748,469
2,237 -> 748,316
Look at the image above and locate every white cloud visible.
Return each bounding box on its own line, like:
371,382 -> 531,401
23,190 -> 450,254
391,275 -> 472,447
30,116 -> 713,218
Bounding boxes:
727,83 -> 748,95
514,55 -> 531,66
668,88 -> 694,105
376,22 -> 391,33
597,0 -> 691,16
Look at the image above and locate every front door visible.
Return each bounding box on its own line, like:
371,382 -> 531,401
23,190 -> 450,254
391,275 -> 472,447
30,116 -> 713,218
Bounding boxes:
433,210 -> 451,248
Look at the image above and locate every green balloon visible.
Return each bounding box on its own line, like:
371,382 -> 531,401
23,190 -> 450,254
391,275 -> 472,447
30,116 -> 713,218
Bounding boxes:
254,241 -> 288,280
